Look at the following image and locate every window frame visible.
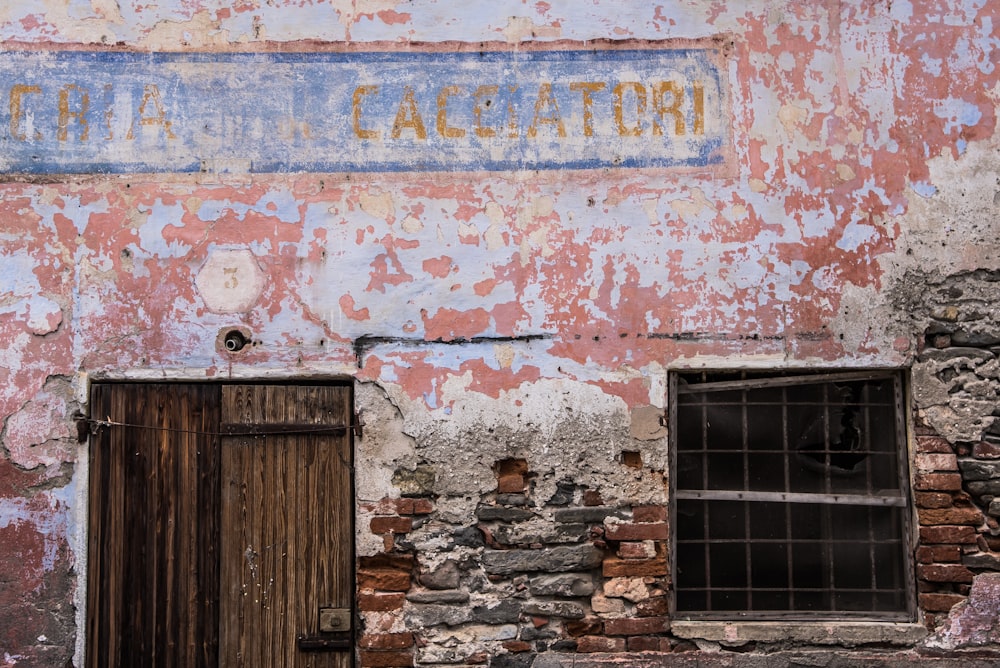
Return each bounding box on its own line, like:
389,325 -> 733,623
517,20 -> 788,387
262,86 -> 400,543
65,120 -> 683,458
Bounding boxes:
668,368 -> 918,622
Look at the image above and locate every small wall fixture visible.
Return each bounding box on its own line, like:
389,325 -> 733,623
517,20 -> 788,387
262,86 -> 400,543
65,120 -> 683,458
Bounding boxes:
220,327 -> 251,353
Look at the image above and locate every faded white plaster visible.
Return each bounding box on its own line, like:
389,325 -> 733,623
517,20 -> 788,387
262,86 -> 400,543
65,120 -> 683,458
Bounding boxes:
194,248 -> 266,314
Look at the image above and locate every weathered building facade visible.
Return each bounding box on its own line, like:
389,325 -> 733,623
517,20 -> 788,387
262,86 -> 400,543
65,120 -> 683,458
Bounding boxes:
2,1 -> 1000,666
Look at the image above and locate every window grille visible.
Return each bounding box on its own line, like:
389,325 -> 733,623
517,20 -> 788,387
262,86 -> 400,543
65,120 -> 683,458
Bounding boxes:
671,370 -> 915,619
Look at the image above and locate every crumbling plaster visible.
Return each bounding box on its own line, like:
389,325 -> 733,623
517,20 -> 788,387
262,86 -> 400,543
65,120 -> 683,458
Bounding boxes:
2,1 -> 1000,666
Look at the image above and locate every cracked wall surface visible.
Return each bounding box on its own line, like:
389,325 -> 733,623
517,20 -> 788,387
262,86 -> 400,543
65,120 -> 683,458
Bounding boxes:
2,1 -> 1000,666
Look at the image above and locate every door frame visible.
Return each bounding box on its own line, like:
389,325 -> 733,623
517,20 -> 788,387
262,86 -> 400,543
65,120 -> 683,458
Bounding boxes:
79,376 -> 358,668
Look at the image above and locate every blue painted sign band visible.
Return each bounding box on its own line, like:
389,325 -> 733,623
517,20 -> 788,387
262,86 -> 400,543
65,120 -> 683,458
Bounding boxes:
0,48 -> 728,174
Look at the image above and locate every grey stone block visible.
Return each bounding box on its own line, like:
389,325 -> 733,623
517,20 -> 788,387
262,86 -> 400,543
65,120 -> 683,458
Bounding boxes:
528,573 -> 595,597
482,544 -> 603,575
471,600 -> 522,624
522,601 -> 586,619
959,458 -> 1000,481
553,507 -> 627,524
476,505 -> 535,522
406,589 -> 471,604
404,604 -> 473,628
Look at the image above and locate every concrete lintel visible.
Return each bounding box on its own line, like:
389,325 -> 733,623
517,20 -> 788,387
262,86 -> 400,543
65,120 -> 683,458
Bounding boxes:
532,652 -> 997,668
671,620 -> 928,647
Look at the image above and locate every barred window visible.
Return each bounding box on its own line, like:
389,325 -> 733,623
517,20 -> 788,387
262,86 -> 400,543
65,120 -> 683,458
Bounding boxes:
671,370 -> 915,619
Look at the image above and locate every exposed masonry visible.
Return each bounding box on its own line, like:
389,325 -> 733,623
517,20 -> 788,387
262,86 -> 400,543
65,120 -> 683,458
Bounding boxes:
357,458 -> 679,667
350,287 -> 1000,666
906,271 -> 1000,642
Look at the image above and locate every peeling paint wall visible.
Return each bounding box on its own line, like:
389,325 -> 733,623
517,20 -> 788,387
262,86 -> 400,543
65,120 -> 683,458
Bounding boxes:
2,1 -> 1000,666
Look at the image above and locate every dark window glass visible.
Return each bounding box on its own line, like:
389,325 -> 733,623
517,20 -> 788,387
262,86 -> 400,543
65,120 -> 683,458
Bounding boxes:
673,370 -> 913,619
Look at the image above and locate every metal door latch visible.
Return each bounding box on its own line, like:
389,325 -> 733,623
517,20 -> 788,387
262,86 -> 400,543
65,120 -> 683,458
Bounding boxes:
318,607 -> 351,633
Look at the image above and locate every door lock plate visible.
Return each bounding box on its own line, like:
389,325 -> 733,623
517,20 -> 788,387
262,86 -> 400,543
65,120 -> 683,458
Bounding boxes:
319,607 -> 351,633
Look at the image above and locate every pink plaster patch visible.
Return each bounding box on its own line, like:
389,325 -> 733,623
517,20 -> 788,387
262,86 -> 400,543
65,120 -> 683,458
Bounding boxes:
4,386 -> 74,471
423,256 -> 453,279
339,294 -> 371,321
423,307 -> 490,341
376,9 -> 412,25
474,279 -> 497,297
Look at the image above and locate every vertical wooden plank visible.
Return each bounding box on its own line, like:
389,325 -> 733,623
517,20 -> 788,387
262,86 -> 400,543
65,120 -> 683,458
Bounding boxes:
221,384 -> 353,668
87,384 -> 220,668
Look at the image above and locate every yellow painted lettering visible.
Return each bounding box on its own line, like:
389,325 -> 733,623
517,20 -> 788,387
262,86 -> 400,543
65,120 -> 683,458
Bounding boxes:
102,84 -> 114,140
652,81 -> 684,136
436,85 -> 465,139
352,85 -> 379,139
473,85 -> 499,138
391,87 -> 428,140
58,84 -> 90,142
527,83 -> 565,139
507,85 -> 519,139
9,84 -> 41,141
569,82 -> 606,137
126,84 -> 176,140
693,81 -> 705,135
613,82 -> 646,137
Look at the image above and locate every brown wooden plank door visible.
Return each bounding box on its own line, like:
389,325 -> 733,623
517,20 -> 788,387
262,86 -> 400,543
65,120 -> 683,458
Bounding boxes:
87,382 -> 354,668
219,384 -> 354,668
87,383 -> 222,668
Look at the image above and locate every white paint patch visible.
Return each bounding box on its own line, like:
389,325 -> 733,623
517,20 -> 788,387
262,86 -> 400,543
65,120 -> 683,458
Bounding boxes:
194,248 -> 265,314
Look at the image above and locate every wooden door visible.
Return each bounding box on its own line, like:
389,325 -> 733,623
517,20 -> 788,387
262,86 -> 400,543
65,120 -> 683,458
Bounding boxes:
87,383 -> 354,668
219,385 -> 354,668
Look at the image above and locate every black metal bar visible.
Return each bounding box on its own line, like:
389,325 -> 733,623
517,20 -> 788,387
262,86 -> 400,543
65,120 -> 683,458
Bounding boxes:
296,634 -> 352,652
676,370 -> 896,394
219,423 -> 349,436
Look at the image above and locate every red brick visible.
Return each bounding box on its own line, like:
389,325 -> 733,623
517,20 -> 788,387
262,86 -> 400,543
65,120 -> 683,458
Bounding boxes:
583,490 -> 603,506
618,541 -> 655,560
502,641 -> 532,653
973,440 -> 1000,459
918,507 -> 984,526
564,618 -> 603,637
358,592 -> 406,611
632,505 -> 667,523
359,633 -> 415,650
411,498 -> 434,514
917,436 -> 955,454
915,453 -> 958,472
603,557 -> 668,577
916,492 -> 954,509
496,458 -> 529,475
497,472 -> 525,493
466,653 -> 489,664
359,553 -> 415,570
576,636 -> 626,653
636,596 -> 670,617
920,525 -> 978,544
604,616 -> 670,636
914,473 -> 963,491
919,593 -> 966,612
916,545 -> 962,563
917,563 -> 975,583
395,498 -> 415,514
627,636 -> 661,652
604,522 -> 668,541
360,498 -> 400,514
358,568 -> 412,591
359,650 -> 414,667
370,516 -> 413,534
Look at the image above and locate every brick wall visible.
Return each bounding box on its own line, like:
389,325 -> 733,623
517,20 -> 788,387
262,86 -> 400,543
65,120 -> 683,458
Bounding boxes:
355,389 -> 1000,667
